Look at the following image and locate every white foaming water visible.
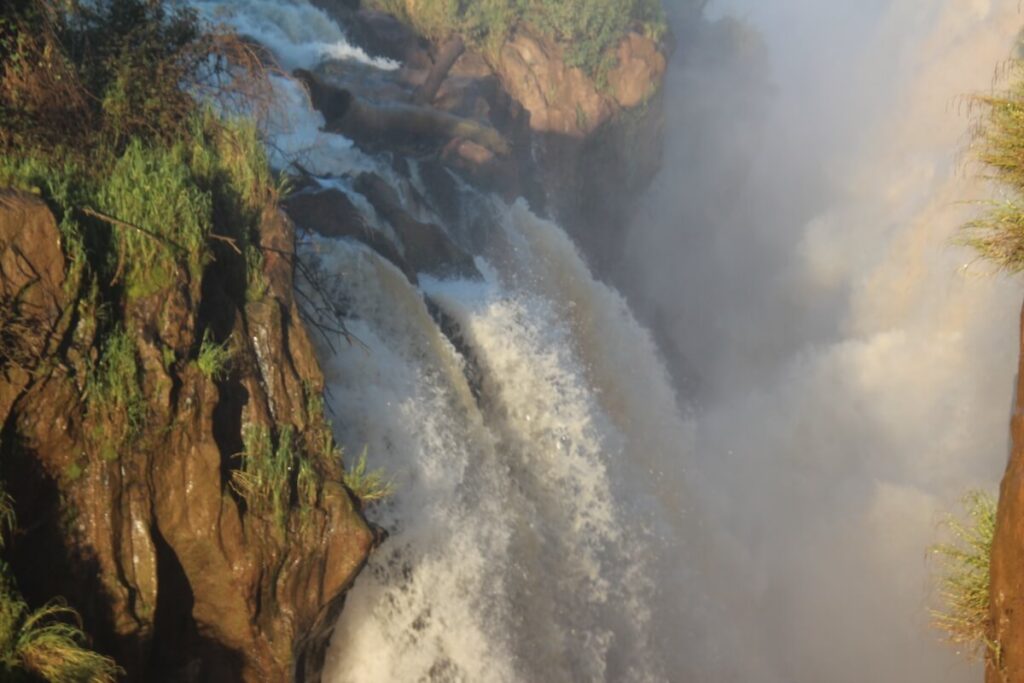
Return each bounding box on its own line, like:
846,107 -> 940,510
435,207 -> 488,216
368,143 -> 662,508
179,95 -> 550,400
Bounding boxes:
615,1 -> 1023,681
187,0 -> 398,71
312,198 -> 692,681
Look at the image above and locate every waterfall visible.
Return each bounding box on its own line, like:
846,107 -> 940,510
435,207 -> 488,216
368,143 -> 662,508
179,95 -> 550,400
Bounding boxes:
183,1 -> 691,679
182,0 -> 1023,680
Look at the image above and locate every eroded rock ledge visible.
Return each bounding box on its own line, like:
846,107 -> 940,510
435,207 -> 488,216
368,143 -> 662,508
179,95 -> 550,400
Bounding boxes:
0,189 -> 375,682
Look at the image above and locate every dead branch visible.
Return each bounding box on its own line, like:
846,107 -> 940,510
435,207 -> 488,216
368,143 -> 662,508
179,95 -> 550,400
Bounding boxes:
413,35 -> 465,106
81,207 -> 187,253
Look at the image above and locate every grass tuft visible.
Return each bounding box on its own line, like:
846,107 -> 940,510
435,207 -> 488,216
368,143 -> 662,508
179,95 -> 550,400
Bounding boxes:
344,447 -> 394,508
930,490 -> 997,659
0,483 -> 119,682
232,425 -> 320,531
962,62 -> 1024,271
196,329 -> 233,381
84,325 -> 146,459
0,594 -> 121,683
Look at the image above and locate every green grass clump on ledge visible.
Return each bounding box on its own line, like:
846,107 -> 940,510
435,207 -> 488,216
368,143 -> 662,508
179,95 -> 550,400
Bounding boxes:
930,490 -> 997,660
962,62 -> 1024,271
0,490 -> 120,682
343,447 -> 395,509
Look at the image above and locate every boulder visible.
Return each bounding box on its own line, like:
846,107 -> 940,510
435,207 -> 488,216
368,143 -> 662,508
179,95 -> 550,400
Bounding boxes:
607,32 -> 668,108
496,30 -> 612,137
283,186 -> 417,283
354,172 -> 480,280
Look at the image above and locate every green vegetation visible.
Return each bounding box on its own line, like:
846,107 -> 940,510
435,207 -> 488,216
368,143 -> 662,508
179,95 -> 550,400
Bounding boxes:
84,326 -> 146,460
343,448 -> 395,508
962,62 -> 1024,270
303,389 -> 393,508
0,591 -> 120,683
0,491 -> 120,682
196,329 -> 234,381
99,141 -> 213,298
232,426 -> 318,531
366,0 -> 666,78
930,490 -> 997,659
233,407 -> 394,528
0,0 -> 276,307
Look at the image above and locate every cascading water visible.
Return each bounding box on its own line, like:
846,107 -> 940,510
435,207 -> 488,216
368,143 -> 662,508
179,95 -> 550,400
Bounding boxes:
186,1 -> 690,679
183,0 -> 1022,680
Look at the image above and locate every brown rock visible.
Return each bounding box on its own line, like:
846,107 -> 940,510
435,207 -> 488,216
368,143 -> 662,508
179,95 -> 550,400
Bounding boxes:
355,172 -> 480,279
989,300 -> 1024,682
0,189 -> 69,420
496,30 -> 612,137
607,32 -> 667,108
0,194 -> 375,682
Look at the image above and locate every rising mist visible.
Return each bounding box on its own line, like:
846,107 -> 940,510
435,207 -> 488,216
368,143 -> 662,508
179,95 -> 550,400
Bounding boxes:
613,1 -> 1023,681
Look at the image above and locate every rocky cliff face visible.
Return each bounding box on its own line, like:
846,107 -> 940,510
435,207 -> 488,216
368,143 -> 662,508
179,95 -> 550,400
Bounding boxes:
306,4 -> 674,256
0,189 -> 375,682
989,302 -> 1024,682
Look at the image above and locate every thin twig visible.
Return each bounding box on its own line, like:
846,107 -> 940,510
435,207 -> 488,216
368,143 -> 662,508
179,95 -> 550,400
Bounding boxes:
81,207 -> 187,253
209,233 -> 242,254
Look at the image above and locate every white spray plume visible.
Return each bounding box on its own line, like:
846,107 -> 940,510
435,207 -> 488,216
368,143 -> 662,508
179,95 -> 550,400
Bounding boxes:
613,1 -> 1022,680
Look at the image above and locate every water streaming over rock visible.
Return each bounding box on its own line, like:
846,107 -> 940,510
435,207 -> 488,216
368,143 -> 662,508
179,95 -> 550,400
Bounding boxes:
183,0 -> 1023,680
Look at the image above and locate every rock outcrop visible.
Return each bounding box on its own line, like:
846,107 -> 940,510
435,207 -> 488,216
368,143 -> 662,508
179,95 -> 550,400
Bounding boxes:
301,5 -> 672,241
989,301 -> 1024,683
0,190 -> 375,682
492,28 -> 666,138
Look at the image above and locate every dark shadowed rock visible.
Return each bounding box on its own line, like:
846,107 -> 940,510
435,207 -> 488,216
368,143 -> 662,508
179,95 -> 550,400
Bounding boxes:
0,190 -> 69,422
284,186 -> 417,283
355,172 -> 480,280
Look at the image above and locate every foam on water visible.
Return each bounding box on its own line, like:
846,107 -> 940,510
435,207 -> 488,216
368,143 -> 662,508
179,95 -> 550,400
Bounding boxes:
187,0 -> 398,71
307,196 -> 692,680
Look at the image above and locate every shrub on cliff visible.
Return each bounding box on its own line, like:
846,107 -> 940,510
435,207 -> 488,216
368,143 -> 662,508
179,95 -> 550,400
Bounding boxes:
962,61 -> 1024,270
0,0 -> 277,301
365,0 -> 667,78
930,490 -> 997,659
0,492 -> 120,682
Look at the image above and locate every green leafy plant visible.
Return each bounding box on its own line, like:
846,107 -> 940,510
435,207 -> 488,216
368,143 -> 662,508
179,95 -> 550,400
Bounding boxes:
344,447 -> 395,508
84,325 -> 146,459
930,490 -> 997,659
196,329 -> 233,381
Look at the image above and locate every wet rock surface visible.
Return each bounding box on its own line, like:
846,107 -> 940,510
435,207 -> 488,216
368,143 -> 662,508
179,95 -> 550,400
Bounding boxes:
0,194 -> 374,682
354,172 -> 480,280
